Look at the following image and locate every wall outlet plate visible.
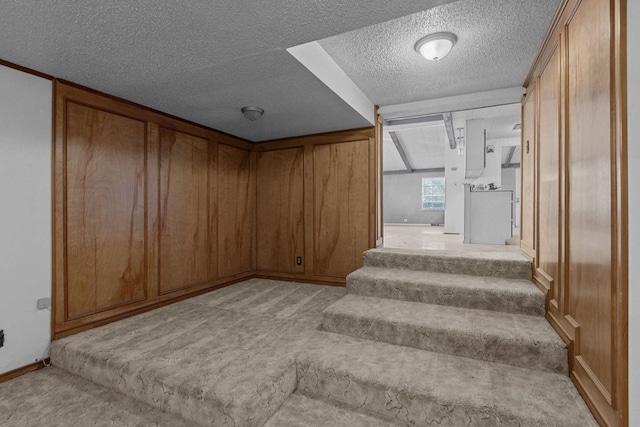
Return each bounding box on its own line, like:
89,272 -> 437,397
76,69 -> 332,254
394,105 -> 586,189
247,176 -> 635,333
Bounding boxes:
37,298 -> 50,310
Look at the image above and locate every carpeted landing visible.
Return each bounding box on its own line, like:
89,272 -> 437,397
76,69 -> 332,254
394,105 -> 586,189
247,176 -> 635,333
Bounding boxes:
0,248 -> 597,426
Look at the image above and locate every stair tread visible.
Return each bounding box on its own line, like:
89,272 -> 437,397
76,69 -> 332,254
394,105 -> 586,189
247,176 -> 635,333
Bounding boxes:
347,266 -> 544,316
297,332 -> 596,426
363,248 -> 532,279
323,294 -> 567,374
350,266 -> 539,294
325,294 -> 563,345
264,393 -> 401,427
367,247 -> 530,262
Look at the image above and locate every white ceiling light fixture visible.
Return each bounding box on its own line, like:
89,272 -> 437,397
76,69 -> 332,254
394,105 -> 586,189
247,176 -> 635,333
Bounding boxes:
241,106 -> 264,121
414,32 -> 458,61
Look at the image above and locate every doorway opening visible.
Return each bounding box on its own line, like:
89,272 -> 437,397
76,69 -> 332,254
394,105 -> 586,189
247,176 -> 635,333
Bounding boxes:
381,103 -> 522,252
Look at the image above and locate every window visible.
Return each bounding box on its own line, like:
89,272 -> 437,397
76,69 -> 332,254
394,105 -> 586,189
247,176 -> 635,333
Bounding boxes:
421,177 -> 445,210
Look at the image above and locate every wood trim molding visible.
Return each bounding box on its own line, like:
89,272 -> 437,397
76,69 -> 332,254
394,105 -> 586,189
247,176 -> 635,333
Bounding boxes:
56,79 -> 252,150
0,58 -> 54,80
613,0 -> 628,425
254,127 -> 375,151
0,359 -> 50,384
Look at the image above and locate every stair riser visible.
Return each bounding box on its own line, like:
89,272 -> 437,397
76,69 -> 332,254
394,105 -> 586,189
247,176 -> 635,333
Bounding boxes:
363,252 -> 531,280
347,276 -> 545,317
51,343 -> 296,427
297,361 -> 531,426
322,313 -> 568,375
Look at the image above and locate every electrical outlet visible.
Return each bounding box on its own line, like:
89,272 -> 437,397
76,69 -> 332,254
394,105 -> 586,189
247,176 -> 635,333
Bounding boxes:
37,298 -> 50,310
296,256 -> 303,265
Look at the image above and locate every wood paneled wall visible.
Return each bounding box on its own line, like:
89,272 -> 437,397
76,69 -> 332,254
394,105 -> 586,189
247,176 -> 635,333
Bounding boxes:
253,128 -> 377,285
54,82 -> 254,337
54,82 -> 379,337
255,148 -> 305,273
522,0 -> 628,425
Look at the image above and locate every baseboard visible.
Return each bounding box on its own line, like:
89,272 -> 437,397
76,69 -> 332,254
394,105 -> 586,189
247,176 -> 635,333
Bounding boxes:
0,359 -> 50,383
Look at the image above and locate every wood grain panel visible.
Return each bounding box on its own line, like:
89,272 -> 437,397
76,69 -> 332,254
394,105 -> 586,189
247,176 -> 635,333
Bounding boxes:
158,128 -> 210,294
217,144 -> 252,278
521,89 -> 536,259
256,148 -> 304,273
567,0 -> 613,406
537,47 -> 561,297
65,101 -> 146,319
313,140 -> 370,278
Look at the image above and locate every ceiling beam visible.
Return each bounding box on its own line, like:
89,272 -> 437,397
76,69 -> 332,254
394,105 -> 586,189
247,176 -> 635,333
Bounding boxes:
442,112 -> 456,149
389,131 -> 412,173
503,145 -> 517,168
384,167 -> 445,175
384,114 -> 443,127
379,86 -> 525,120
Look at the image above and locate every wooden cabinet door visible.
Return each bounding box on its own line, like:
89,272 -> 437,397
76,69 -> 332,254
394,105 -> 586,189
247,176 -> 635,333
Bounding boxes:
256,148 -> 305,273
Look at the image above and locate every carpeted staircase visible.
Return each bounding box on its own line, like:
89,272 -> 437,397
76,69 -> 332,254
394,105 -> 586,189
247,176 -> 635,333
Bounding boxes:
36,248 -> 597,426
277,248 -> 596,426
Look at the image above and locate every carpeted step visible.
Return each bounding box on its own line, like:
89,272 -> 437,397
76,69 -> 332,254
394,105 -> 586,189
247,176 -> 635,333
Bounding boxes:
297,332 -> 597,427
347,266 -> 544,316
0,366 -> 196,426
322,294 -> 567,374
264,393 -> 401,427
50,294 -> 301,427
363,248 -> 532,279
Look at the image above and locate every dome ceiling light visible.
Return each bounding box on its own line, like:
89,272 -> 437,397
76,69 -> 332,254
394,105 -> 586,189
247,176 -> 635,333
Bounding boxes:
414,32 -> 458,61
241,106 -> 264,121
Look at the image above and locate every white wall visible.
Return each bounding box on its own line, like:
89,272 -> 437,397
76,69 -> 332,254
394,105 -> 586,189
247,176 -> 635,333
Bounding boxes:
0,64 -> 52,374
627,1 -> 639,423
384,171 -> 445,225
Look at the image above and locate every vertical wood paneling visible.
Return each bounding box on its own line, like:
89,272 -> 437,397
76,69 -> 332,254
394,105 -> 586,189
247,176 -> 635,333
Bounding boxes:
537,47 -> 561,297
313,140 -> 370,278
158,128 -> 210,294
567,0 -> 613,404
255,148 -> 304,273
521,89 -> 536,259
523,0 -> 627,424
217,144 -> 252,278
65,102 -> 147,318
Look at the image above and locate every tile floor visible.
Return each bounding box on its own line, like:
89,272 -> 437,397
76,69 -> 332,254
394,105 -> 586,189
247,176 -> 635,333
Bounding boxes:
383,224 -> 521,253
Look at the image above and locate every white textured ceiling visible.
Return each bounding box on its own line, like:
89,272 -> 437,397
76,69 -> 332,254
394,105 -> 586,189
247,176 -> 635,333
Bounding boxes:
0,1 -> 558,142
319,0 -> 560,106
0,0 -> 457,141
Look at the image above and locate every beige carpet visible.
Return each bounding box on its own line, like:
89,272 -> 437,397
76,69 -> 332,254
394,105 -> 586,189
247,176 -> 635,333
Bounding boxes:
1,257 -> 597,426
